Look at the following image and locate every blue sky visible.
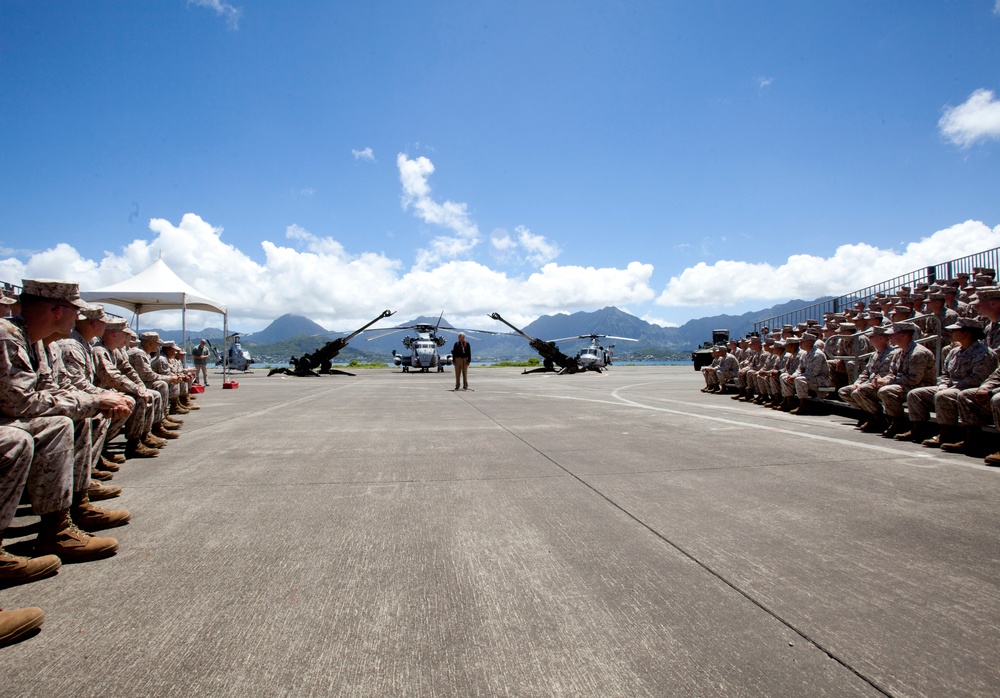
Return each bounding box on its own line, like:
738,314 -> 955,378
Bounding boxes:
2,1 -> 999,332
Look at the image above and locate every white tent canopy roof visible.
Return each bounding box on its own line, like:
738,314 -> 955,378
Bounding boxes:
81,259 -> 227,315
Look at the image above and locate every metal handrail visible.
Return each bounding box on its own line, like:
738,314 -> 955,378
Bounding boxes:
753,246 -> 1000,333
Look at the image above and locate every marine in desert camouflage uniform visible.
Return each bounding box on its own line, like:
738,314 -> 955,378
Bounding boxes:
875,322 -> 937,438
115,326 -> 178,442
900,318 -> 997,452
839,325 -> 896,431
733,335 -> 765,401
50,307 -> 123,481
788,333 -> 831,415
0,279 -> 128,563
132,331 -> 184,420
93,317 -> 167,458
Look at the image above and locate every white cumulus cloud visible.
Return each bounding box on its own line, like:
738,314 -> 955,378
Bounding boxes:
490,225 -> 560,267
516,226 -> 560,266
352,147 -> 375,161
188,0 -> 242,30
0,213 -> 655,333
397,153 -> 480,269
939,88 -> 1000,147
641,314 -> 680,328
656,220 -> 1000,307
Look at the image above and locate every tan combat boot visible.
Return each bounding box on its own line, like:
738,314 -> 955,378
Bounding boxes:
0,544 -> 60,586
0,607 -> 44,647
152,423 -> 180,440
99,455 -> 121,471
71,493 -> 130,533
104,450 -> 126,464
143,432 -> 167,449
169,397 -> 190,415
86,480 -> 122,502
125,438 -> 159,459
160,417 -> 182,430
180,395 -> 200,410
90,468 -> 113,481
34,509 -> 119,562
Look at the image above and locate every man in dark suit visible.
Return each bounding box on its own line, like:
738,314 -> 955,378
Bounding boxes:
452,333 -> 471,391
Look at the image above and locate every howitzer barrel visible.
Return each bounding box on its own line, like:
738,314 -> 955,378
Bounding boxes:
284,310 -> 396,375
344,309 -> 395,342
489,312 -> 576,371
488,312 -> 535,342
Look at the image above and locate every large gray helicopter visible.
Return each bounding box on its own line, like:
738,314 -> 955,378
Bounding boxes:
366,313 -> 494,372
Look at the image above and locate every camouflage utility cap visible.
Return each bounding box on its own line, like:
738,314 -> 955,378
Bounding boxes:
946,318 -> 984,331
20,278 -> 88,308
78,304 -> 106,321
889,322 -> 919,334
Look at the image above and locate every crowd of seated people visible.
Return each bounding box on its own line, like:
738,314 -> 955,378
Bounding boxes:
0,279 -> 201,647
701,267 -> 1000,467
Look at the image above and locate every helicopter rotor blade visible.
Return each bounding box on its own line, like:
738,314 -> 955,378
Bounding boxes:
365,327 -> 408,341
438,328 -> 484,341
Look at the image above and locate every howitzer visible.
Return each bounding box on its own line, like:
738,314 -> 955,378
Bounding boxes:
269,309 -> 395,377
488,312 -> 579,373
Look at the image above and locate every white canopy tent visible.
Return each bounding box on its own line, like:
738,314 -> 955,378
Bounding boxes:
81,258 -> 230,376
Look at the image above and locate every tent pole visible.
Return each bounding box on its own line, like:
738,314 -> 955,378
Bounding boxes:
223,313 -> 229,382
182,295 -> 188,369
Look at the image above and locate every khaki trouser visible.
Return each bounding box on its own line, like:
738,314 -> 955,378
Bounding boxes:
454,358 -> 469,389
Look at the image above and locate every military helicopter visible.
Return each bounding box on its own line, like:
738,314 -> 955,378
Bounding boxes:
552,333 -> 638,372
488,314 -> 636,374
210,333 -> 254,372
366,313 -> 493,372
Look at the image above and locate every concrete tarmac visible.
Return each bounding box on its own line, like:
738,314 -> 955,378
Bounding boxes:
3,366 -> 999,697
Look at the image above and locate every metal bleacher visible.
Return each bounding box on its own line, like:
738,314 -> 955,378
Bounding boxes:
752,246 -> 1000,334
740,246 -> 1000,415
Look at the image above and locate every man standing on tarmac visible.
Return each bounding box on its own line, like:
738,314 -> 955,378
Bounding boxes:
192,338 -> 210,387
452,332 -> 471,391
